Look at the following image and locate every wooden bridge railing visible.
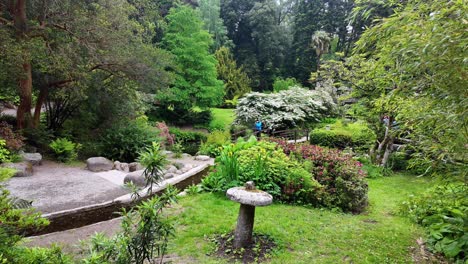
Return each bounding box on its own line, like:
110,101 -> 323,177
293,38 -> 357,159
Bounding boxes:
231,128 -> 310,143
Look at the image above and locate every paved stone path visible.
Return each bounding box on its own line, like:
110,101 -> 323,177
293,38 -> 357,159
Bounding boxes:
6,161 -> 130,214
6,157 -> 213,214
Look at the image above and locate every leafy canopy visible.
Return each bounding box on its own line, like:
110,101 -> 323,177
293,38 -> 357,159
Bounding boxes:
352,0 -> 468,177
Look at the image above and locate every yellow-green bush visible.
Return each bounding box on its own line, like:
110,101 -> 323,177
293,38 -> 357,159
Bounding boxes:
199,130 -> 231,157
202,138 -> 322,204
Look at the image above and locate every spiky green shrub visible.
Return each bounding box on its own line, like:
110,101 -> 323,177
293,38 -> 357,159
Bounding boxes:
84,187 -> 178,264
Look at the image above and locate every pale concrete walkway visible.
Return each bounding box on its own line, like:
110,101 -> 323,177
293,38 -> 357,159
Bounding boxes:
6,156 -> 213,214
6,161 -> 130,214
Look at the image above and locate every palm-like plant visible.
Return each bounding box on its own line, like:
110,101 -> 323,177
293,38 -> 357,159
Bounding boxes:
137,142 -> 168,194
311,30 -> 331,69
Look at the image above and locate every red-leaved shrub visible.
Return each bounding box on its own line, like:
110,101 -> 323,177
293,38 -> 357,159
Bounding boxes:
155,122 -> 174,148
268,138 -> 368,213
0,122 -> 24,151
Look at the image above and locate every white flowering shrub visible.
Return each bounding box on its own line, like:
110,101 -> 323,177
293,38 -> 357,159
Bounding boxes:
235,86 -> 336,130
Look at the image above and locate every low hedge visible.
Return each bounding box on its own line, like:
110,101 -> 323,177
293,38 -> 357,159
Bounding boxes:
169,127 -> 207,155
310,120 -> 376,152
169,128 -> 207,144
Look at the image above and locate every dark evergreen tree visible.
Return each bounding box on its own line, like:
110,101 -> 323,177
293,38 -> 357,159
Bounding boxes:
198,0 -> 232,51
221,0 -> 291,91
291,0 -> 326,86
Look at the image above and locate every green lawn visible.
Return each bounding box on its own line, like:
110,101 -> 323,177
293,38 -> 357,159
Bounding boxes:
210,108 -> 235,130
167,174 -> 434,263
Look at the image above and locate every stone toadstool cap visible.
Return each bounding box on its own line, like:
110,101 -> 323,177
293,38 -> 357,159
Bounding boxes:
226,181 -> 273,206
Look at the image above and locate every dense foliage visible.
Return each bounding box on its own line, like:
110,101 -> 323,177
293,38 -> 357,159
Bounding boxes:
199,130 -> 231,157
0,0 -> 173,130
202,138 -> 321,204
0,122 -> 24,151
198,0 -> 231,51
272,77 -> 300,93
351,0 -> 467,175
203,137 -> 368,213
399,184 -> 467,261
98,119 -> 159,162
0,140 -> 10,163
235,87 -> 335,130
169,127 -> 207,155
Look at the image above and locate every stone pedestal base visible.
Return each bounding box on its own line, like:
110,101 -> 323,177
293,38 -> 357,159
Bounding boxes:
233,204 -> 255,248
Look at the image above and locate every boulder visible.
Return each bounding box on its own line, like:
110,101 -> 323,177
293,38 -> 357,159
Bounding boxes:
86,157 -> 114,172
162,150 -> 174,158
123,170 -> 146,187
181,153 -> 192,158
113,161 -> 129,172
173,162 -> 185,170
1,162 -> 33,177
129,162 -> 144,172
166,165 -> 177,173
175,170 -> 182,174
164,173 -> 175,179
20,152 -> 42,166
120,162 -> 129,173
194,155 -> 210,161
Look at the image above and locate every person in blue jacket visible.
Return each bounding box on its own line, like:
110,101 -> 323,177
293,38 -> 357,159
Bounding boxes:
255,120 -> 263,138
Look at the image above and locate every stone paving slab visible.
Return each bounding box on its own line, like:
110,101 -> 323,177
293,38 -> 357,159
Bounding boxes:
94,170 -> 127,186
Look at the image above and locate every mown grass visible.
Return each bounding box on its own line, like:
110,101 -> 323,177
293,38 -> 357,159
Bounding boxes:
167,174 -> 434,263
210,108 -> 235,130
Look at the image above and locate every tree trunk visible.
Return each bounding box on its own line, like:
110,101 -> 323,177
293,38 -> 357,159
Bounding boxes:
13,0 -> 33,129
32,86 -> 49,128
381,137 -> 394,167
376,116 -> 394,166
17,61 -> 33,129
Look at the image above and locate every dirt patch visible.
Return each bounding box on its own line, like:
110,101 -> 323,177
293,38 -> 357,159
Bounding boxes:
410,238 -> 448,264
209,232 -> 277,263
362,219 -> 378,224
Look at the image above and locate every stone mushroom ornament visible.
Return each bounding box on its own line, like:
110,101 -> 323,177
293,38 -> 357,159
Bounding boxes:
226,181 -> 273,248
